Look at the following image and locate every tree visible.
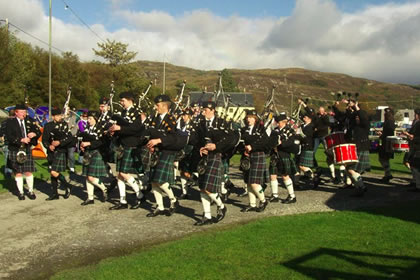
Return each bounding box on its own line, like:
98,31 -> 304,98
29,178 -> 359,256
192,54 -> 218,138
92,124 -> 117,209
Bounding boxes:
92,39 -> 137,67
221,69 -> 239,92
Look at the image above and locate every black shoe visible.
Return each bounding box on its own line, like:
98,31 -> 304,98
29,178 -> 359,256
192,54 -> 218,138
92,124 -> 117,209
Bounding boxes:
109,203 -> 128,210
282,196 -> 297,204
27,192 -> 36,200
407,188 -> 420,192
238,191 -> 248,197
131,196 -> 146,209
81,199 -> 94,206
179,193 -> 189,200
100,190 -> 108,203
46,193 -> 59,201
168,200 -> 179,216
194,217 -> 213,226
146,208 -> 167,217
63,184 -> 72,199
333,177 -> 342,184
342,183 -> 354,189
257,200 -> 269,212
18,193 -> 25,200
269,196 -> 280,203
240,205 -> 258,212
381,175 -> 393,183
216,206 -> 227,222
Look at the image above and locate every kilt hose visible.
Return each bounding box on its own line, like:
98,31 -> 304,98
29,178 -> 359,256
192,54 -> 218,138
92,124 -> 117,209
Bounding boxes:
298,150 -> 314,168
277,154 -> 297,177
82,150 -> 108,178
8,147 -> 36,173
150,151 -> 176,185
243,151 -> 266,185
199,152 -> 223,193
352,150 -> 371,174
51,151 -> 67,172
116,147 -> 138,174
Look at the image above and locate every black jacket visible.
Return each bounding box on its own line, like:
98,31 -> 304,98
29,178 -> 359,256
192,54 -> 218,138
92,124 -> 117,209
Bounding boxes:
42,120 -> 74,153
240,124 -> 269,153
6,117 -> 41,151
298,122 -> 314,151
113,107 -> 144,148
313,113 -> 330,138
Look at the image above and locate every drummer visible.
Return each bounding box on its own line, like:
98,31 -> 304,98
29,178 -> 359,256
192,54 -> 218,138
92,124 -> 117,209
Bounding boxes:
344,100 -> 371,197
377,109 -> 396,184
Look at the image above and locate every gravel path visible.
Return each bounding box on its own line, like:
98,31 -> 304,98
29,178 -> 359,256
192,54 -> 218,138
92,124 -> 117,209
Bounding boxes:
0,169 -> 417,280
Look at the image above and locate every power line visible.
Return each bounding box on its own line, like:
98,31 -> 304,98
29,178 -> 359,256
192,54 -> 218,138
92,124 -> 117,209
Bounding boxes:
61,0 -> 106,43
7,22 -> 65,53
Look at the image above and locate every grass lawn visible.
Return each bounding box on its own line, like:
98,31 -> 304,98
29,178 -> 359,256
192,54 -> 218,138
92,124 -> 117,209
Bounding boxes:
52,201 -> 420,280
0,147 -> 411,193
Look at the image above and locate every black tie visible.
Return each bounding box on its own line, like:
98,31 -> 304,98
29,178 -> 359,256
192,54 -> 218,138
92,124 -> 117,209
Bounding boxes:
20,120 -> 26,138
206,120 -> 211,128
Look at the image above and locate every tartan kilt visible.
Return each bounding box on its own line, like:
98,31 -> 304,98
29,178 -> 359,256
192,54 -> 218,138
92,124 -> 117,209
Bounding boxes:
51,151 -> 67,172
222,158 -> 230,174
150,151 -> 176,185
350,150 -> 371,174
269,154 -> 278,175
298,150 -> 314,168
199,152 -> 223,193
116,147 -> 137,174
179,145 -> 194,172
8,148 -> 36,173
82,151 -> 108,178
276,155 -> 297,176
244,151 -> 266,185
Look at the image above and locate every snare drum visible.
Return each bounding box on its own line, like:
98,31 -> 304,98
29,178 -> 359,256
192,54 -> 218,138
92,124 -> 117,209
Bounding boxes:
325,132 -> 346,150
333,144 -> 359,165
387,136 -> 409,153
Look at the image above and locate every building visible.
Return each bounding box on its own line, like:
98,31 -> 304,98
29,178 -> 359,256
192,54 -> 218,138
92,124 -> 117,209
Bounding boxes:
189,91 -> 255,121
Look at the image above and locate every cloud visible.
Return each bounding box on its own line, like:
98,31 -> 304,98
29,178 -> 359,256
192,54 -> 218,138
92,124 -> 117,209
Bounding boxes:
1,0 -> 420,84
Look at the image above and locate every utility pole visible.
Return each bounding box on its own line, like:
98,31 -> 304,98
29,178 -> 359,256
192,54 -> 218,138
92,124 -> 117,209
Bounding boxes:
48,0 -> 52,120
163,53 -> 166,94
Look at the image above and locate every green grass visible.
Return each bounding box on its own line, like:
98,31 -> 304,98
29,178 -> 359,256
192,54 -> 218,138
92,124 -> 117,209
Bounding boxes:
52,201 -> 420,280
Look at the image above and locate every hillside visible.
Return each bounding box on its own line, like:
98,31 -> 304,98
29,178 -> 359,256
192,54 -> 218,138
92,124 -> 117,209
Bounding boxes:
133,60 -> 420,113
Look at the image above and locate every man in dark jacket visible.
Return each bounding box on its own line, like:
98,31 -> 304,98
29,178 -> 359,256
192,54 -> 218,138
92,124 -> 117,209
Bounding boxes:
6,104 -> 41,200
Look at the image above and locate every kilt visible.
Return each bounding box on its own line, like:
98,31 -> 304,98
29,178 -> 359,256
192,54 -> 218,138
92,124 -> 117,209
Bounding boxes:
199,152 -> 223,193
150,151 -> 176,184
82,151 -> 108,178
179,145 -> 194,172
269,154 -> 278,175
244,151 -> 266,185
298,150 -> 314,168
8,148 -> 36,173
350,150 -> 371,174
51,151 -> 67,172
116,147 -> 138,174
276,155 -> 297,176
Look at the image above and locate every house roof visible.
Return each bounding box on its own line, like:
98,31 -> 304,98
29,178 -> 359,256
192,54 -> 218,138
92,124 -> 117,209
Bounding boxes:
189,92 -> 254,107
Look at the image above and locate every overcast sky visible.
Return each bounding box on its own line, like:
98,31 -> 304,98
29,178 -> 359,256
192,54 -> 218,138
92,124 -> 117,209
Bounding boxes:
1,0 -> 420,85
